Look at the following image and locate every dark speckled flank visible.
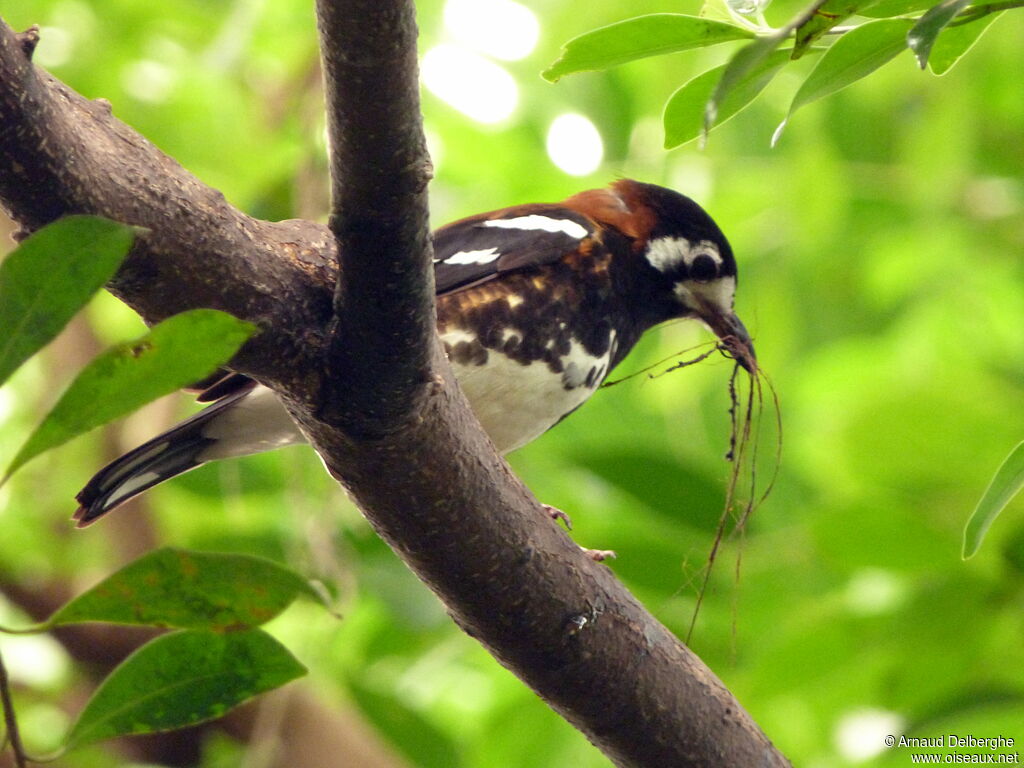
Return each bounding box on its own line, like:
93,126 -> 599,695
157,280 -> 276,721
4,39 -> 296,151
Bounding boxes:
437,249 -> 644,388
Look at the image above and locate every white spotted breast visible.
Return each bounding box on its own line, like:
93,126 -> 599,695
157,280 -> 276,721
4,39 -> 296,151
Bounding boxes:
441,327 -> 615,454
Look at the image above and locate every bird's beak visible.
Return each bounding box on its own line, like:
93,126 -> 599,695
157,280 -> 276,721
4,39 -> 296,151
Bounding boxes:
699,306 -> 757,373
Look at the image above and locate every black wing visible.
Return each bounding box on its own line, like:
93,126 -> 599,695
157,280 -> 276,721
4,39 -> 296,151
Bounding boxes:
184,370 -> 256,402
194,372 -> 257,402
432,204 -> 597,295
183,206 -> 598,402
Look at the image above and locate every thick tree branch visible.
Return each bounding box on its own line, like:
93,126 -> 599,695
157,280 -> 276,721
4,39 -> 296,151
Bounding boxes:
316,0 -> 435,435
0,14 -> 788,768
0,23 -> 337,402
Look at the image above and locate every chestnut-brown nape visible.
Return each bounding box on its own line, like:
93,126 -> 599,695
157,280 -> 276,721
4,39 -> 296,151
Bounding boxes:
562,180 -> 656,243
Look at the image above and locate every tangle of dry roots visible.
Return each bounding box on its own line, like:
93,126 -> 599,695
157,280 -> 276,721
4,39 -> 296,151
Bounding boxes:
602,338 -> 782,644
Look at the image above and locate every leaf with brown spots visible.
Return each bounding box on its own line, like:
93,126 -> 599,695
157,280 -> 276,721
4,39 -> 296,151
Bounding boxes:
66,628 -> 306,747
47,547 -> 326,631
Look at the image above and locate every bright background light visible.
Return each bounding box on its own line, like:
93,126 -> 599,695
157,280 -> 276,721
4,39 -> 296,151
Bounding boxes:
122,59 -> 177,103
421,44 -> 518,125
843,568 -> 908,615
546,113 -> 603,176
834,709 -> 905,762
443,0 -> 539,61
0,633 -> 70,687
35,26 -> 74,68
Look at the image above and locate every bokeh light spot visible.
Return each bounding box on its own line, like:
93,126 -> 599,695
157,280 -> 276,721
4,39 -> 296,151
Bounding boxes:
546,113 -> 603,176
443,0 -> 540,61
422,45 -> 518,124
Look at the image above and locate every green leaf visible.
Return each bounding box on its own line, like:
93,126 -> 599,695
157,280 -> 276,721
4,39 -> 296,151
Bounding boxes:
350,681 -> 463,768
2,309 -> 255,482
927,11 -> 1003,75
962,441 -> 1024,560
542,14 -> 754,82
907,0 -> 972,68
705,33 -> 787,134
65,628 -> 306,747
0,216 -> 135,389
48,547 -> 324,630
666,49 -> 796,148
793,0 -> 879,58
774,19 -> 912,145
859,0 -> 939,17
705,0 -> 832,136
581,452 -> 725,531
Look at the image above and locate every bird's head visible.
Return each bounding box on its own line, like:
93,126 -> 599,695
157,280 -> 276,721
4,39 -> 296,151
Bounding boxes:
613,179 -> 756,373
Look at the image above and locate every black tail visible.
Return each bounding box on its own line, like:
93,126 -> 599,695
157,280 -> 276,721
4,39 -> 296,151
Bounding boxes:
73,390 -> 248,527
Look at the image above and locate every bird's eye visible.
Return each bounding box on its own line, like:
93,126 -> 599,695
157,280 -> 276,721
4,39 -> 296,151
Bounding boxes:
689,254 -> 718,282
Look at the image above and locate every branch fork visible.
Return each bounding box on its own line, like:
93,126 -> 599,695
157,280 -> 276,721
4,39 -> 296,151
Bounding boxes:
0,10 -> 788,766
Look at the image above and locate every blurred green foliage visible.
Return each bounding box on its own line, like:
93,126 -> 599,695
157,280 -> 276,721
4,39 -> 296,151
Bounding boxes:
0,0 -> 1022,765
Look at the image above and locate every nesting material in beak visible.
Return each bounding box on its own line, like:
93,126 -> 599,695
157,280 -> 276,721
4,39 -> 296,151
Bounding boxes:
701,308 -> 756,373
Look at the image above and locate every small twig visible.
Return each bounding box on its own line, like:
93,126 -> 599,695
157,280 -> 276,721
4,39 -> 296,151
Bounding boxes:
649,346 -> 722,378
0,624 -> 47,636
687,363 -> 748,644
820,0 -> 1023,35
946,0 -> 1021,25
0,645 -> 28,768
600,342 -> 719,388
750,372 -> 783,513
687,363 -> 784,644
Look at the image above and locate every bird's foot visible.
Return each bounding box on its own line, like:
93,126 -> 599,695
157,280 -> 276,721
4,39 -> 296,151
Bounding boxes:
543,504 -> 572,530
581,548 -> 617,562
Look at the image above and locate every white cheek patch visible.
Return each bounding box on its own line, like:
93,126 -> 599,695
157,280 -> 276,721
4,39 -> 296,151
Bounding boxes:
440,247 -> 500,266
645,236 -> 723,273
484,215 -> 588,239
675,275 -> 736,314
646,236 -> 692,273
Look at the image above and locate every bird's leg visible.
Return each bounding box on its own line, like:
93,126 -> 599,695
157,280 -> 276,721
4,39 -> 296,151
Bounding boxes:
542,504 -> 573,530
542,505 -> 615,559
581,548 -> 617,562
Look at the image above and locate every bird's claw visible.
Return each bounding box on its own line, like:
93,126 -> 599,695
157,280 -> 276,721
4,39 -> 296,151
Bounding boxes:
543,504 -> 572,530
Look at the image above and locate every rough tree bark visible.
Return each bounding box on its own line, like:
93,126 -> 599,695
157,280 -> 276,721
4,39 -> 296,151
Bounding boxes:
0,5 -> 789,767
